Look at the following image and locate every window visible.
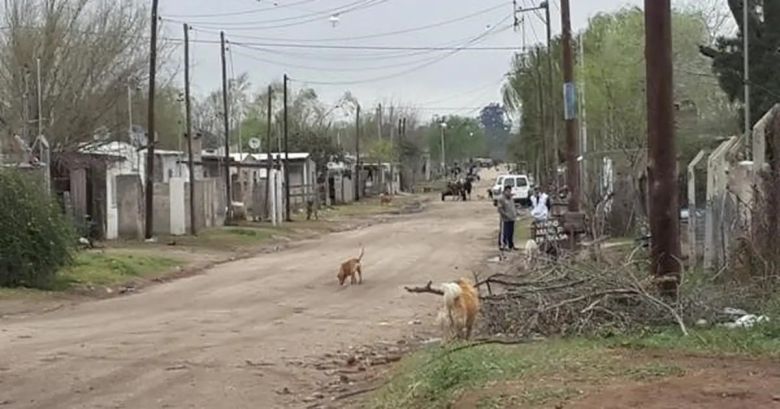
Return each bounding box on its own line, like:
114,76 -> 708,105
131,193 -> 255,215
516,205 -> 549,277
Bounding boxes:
517,178 -> 528,187
504,178 -> 515,187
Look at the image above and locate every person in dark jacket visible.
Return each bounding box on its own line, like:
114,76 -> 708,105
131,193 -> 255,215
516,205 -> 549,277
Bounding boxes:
497,186 -> 518,250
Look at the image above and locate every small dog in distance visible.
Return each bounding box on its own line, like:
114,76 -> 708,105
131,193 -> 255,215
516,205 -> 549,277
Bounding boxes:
337,247 -> 365,286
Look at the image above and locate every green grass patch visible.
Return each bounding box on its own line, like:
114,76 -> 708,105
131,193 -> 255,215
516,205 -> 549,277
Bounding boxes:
371,339 -> 612,409
369,323 -> 780,409
613,324 -> 780,358
150,227 -> 279,252
51,251 -> 180,290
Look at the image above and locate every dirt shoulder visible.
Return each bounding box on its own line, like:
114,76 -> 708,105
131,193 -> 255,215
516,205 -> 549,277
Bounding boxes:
355,335 -> 780,409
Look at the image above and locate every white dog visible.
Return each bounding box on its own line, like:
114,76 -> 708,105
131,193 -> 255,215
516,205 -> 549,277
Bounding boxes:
523,239 -> 540,269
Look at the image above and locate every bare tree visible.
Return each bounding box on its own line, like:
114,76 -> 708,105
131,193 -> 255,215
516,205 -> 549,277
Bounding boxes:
0,0 -> 170,151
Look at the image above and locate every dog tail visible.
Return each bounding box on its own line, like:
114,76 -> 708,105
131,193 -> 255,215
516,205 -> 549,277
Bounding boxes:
357,246 -> 365,261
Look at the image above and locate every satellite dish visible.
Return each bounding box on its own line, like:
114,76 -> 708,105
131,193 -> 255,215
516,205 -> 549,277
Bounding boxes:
248,137 -> 262,152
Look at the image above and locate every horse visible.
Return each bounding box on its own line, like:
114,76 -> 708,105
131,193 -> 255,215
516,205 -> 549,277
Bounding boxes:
441,180 -> 465,201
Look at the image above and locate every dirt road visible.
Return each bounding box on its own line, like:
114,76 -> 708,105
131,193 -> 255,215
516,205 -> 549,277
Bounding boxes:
0,196 -> 500,409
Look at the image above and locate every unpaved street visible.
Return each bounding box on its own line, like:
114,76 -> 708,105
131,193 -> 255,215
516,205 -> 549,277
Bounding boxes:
0,197 -> 499,409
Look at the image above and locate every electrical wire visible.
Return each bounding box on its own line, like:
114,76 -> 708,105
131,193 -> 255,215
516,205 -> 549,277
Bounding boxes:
288,17 -> 512,86
165,0 -> 320,19
416,76 -> 507,106
164,0 -> 389,30
228,17 -> 513,77
191,22 -> 511,62
191,1 -> 510,43
226,41 -> 517,51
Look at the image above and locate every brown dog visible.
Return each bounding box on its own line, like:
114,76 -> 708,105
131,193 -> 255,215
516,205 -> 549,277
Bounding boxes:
439,278 -> 480,340
379,193 -> 392,205
337,247 -> 365,286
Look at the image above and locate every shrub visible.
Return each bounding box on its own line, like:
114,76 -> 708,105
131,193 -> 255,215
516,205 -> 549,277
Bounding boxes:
0,169 -> 75,288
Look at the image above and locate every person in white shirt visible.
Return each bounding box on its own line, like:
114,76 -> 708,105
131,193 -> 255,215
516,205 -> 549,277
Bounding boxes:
530,188 -> 550,222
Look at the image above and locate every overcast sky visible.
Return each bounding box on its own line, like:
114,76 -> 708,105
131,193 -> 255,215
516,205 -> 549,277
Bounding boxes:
159,0 -> 643,118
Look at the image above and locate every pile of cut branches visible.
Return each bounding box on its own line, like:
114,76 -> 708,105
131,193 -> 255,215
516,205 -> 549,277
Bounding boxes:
475,253 -> 691,338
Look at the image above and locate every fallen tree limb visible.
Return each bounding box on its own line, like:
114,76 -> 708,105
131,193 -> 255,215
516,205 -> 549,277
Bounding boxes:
404,281 -> 443,296
331,385 -> 383,401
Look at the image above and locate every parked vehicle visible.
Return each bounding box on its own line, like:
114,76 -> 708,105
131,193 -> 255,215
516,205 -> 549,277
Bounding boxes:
490,174 -> 531,206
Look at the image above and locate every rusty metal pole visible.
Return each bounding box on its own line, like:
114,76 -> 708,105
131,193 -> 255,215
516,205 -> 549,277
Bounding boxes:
560,0 -> 580,212
645,0 -> 682,296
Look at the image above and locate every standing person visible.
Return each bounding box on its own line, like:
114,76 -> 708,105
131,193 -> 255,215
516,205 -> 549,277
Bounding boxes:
530,187 -> 550,222
497,185 -> 518,250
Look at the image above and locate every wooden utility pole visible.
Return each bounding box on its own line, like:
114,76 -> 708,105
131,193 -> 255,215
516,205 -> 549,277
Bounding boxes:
355,104 -> 361,200
264,86 -> 273,219
220,31 -> 232,221
560,0 -> 580,211
645,0 -> 681,296
283,74 -> 291,221
183,23 -> 196,235
544,1 -> 557,183
144,0 -> 160,240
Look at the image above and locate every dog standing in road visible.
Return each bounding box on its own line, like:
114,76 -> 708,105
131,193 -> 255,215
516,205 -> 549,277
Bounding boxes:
438,278 -> 480,340
379,193 -> 393,206
337,247 -> 365,286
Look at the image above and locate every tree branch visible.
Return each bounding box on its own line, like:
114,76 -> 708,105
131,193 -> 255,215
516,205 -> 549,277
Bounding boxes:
404,281 -> 443,296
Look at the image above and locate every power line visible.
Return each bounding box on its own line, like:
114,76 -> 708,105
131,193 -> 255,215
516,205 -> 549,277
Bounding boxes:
165,0 -> 320,19
231,46 -> 462,72
193,23 -> 511,62
191,1 -> 510,43
416,76 -> 507,106
164,0 -> 390,30
288,18 -> 512,85
227,41 -> 517,51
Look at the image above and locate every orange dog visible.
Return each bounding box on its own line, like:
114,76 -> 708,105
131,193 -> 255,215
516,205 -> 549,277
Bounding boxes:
438,278 -> 480,340
379,193 -> 393,205
337,247 -> 365,286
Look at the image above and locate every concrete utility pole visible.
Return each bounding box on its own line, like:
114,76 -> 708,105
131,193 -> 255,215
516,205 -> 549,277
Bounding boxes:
183,23 -> 196,235
283,74 -> 291,221
355,103 -> 361,200
144,0 -> 160,240
439,122 -> 447,173
544,1 -> 556,181
645,0 -> 682,296
264,85 -> 273,218
36,57 -> 42,137
743,0 -> 751,157
535,47 -> 548,187
560,0 -> 580,211
514,2 -> 552,186
579,34 -> 588,202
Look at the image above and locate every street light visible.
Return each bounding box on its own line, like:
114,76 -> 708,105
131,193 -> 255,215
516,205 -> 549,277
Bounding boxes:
439,122 -> 447,173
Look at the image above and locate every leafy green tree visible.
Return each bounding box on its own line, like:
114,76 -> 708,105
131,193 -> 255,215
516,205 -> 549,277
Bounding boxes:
424,115 -> 485,164
700,0 -> 780,127
503,6 -> 737,171
479,103 -> 511,160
